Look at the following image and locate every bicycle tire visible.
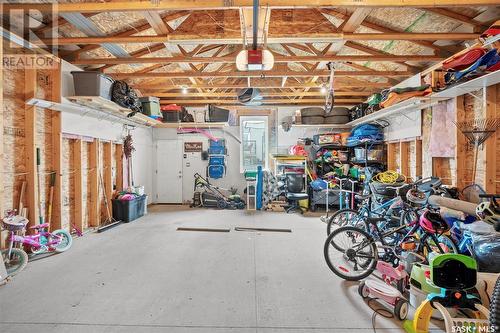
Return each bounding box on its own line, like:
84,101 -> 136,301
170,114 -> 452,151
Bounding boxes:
490,276 -> 500,332
326,208 -> 358,235
52,229 -> 73,253
423,234 -> 458,257
1,248 -> 28,276
324,226 -> 378,281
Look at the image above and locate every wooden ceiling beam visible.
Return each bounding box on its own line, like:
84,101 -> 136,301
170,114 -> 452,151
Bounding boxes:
72,54 -> 442,65
110,69 -> 413,79
320,8 -> 456,55
344,41 -> 422,72
425,8 -> 489,31
134,81 -> 389,90
142,11 -> 171,34
59,11 -> 190,59
151,91 -> 372,97
5,1 -> 499,13
159,98 -> 364,105
40,33 -> 479,46
100,43 -> 166,71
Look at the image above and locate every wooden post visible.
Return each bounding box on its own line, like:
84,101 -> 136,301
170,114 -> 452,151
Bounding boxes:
455,95 -> 467,191
103,142 -> 113,212
50,62 -> 63,230
387,142 -> 397,171
0,37 -> 3,248
88,139 -> 100,227
414,139 -> 422,178
25,69 -> 38,229
115,143 -> 124,191
399,141 -> 410,181
72,139 -> 84,232
484,85 -> 498,193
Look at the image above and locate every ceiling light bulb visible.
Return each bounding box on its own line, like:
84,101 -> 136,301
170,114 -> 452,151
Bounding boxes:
182,87 -> 188,94
321,86 -> 327,94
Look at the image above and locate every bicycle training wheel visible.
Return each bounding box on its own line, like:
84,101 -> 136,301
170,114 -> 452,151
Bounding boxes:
1,248 -> 29,276
324,226 -> 378,281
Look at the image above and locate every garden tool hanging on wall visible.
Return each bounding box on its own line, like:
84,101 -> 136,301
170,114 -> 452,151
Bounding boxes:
453,117 -> 500,184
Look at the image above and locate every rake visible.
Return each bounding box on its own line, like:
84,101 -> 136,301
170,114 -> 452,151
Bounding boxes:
453,118 -> 500,184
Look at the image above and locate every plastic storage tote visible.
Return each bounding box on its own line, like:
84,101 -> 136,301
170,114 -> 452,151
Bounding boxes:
161,111 -> 180,122
206,105 -> 229,122
71,71 -> 114,100
208,165 -> 225,179
139,96 -> 161,117
112,195 -> 147,223
208,156 -> 225,165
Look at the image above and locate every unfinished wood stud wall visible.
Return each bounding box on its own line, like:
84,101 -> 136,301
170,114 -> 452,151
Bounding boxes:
103,142 -> 113,217
25,69 -> 38,228
72,139 -> 84,232
484,85 -> 498,193
88,139 -> 100,227
399,141 -> 410,181
115,144 -> 124,191
50,64 -> 62,231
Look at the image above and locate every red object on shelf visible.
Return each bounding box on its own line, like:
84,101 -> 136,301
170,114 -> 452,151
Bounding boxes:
442,48 -> 486,71
160,104 -> 182,112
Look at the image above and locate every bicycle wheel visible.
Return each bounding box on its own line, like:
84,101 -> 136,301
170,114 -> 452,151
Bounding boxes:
1,248 -> 28,276
326,209 -> 358,235
324,226 -> 378,281
490,276 -> 500,332
51,229 -> 73,253
423,234 -> 458,257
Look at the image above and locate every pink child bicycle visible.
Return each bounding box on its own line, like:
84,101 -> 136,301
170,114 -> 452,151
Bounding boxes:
1,211 -> 72,276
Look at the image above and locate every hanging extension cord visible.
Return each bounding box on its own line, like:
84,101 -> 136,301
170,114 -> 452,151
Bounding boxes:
367,298 -> 394,333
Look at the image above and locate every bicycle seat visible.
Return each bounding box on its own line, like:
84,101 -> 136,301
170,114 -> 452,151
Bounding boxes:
30,223 -> 49,229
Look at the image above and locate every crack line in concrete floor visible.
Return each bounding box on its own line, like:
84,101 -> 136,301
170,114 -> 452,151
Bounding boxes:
0,322 -> 411,330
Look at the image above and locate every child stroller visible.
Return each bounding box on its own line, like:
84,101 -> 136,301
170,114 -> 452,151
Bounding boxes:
192,173 -> 245,209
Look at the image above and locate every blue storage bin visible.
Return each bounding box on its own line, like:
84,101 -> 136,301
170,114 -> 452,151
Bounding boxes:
209,156 -> 225,165
209,139 -> 225,148
208,165 -> 225,179
208,147 -> 226,155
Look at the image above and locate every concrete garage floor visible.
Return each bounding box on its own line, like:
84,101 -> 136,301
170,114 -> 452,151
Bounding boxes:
0,206 -> 441,333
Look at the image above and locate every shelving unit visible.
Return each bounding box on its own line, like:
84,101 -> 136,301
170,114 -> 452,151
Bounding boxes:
26,96 -> 163,127
345,71 -> 500,127
67,96 -> 162,126
346,97 -> 444,127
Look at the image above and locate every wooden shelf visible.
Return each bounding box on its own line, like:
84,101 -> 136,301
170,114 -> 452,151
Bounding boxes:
155,122 -> 228,128
66,96 -> 163,127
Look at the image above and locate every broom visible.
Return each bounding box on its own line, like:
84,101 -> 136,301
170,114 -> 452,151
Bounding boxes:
453,117 -> 500,184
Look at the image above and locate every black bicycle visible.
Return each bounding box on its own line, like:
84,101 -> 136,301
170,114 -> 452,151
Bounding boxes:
323,210 -> 457,281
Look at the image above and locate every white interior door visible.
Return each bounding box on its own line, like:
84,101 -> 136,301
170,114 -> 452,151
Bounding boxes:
156,140 -> 183,203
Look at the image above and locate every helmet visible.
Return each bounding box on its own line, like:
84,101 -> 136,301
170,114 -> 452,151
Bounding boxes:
419,210 -> 449,233
476,201 -> 500,227
406,188 -> 428,205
